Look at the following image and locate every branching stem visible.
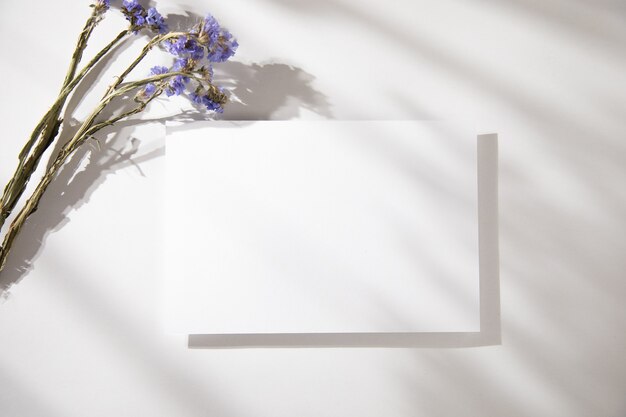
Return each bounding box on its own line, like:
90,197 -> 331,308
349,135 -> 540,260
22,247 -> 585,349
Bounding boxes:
0,16 -> 129,232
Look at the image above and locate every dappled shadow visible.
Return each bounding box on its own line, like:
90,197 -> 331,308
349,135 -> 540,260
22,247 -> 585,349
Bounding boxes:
3,0 -> 625,414
167,1 -> 626,415
217,61 -> 332,120
238,0 -> 626,414
0,118 -> 164,296
0,7 -> 331,296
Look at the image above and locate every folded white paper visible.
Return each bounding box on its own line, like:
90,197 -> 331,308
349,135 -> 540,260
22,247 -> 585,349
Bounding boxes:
164,121 -> 480,333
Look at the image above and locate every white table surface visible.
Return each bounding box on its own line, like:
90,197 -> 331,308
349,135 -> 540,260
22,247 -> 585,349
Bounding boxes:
1,0 -> 625,416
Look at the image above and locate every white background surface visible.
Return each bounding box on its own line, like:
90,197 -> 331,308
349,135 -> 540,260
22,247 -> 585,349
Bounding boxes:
1,0 -> 625,416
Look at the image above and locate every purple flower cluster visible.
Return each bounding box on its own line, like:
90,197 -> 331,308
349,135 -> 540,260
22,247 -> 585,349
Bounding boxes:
190,92 -> 224,113
131,7 -> 235,114
150,66 -> 169,75
165,36 -> 205,61
197,15 -> 221,49
122,0 -> 167,34
140,65 -> 190,99
140,66 -> 168,99
146,7 -> 167,34
154,14 -> 237,112
165,14 -> 238,64
122,0 -> 145,26
200,14 -> 239,63
207,30 -> 238,63
166,76 -> 187,97
199,15 -> 238,63
172,58 -> 193,72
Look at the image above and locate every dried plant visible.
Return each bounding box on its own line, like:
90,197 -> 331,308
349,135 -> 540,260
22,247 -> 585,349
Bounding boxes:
0,0 -> 238,272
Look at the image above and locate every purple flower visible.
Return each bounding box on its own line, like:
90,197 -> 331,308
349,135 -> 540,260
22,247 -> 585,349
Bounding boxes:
144,83 -> 157,96
207,30 -> 238,63
146,7 -> 168,34
166,75 -> 188,97
198,15 -> 238,63
189,41 -> 205,60
122,0 -> 142,12
199,14 -> 222,46
131,10 -> 235,113
172,58 -> 193,71
172,14 -> 238,64
150,66 -> 169,75
190,92 -> 224,113
180,38 -> 204,60
122,0 -> 147,29
136,82 -> 157,102
165,36 -> 204,61
164,36 -> 186,55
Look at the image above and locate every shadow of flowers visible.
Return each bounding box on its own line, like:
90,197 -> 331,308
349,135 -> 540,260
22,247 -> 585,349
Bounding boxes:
0,7 -> 332,296
217,61 -> 332,120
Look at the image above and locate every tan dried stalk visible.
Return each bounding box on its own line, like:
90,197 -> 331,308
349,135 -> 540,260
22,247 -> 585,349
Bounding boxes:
0,8 -> 130,231
0,43 -> 221,272
0,1 -> 226,274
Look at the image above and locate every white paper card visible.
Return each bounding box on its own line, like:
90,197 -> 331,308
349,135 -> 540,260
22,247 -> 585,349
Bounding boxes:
164,121 -> 479,333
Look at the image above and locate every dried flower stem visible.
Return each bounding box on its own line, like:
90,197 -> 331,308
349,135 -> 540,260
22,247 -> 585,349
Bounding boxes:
0,7 -> 118,225
7,10 -> 99,176
105,31 -> 187,96
0,28 -> 130,232
0,69 -> 204,272
0,4 -> 236,274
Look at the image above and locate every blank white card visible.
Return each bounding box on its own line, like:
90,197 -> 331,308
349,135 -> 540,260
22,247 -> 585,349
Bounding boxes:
164,121 -> 480,334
